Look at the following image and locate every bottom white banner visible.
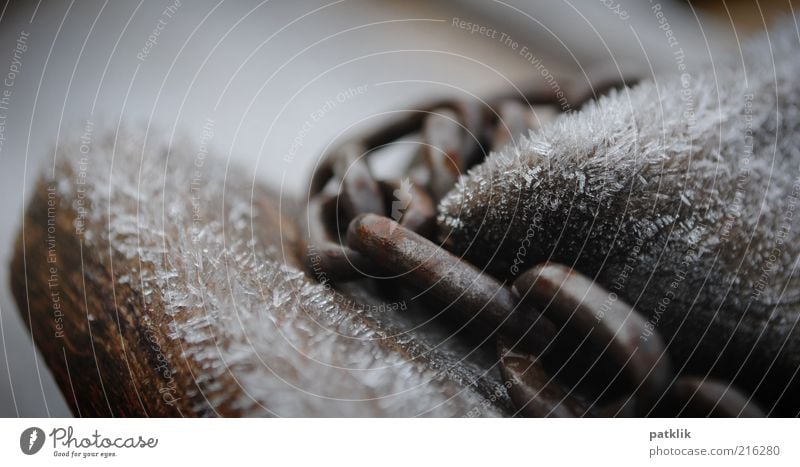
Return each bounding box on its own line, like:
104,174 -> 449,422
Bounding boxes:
1,418 -> 797,466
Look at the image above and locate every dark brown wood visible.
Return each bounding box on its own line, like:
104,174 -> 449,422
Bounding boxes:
10,133 -> 508,417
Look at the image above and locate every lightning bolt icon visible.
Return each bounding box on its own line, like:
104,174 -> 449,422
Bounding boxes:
28,430 -> 38,451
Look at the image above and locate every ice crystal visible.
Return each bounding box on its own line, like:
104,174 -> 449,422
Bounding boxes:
438,19 -> 800,408
50,128 -> 498,417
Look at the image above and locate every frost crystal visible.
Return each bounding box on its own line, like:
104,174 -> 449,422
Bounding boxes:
50,127 -> 498,416
438,19 -> 800,407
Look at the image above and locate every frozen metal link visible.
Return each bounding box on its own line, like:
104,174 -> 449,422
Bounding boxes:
310,67 -> 639,196
305,242 -> 382,283
299,73 -> 736,418
346,213 -> 559,354
377,180 -> 436,237
514,263 -> 672,411
498,340 -> 588,417
423,108 -> 466,200
418,101 -> 485,201
304,192 -> 377,283
309,97 -> 485,196
306,193 -> 339,243
447,99 -> 485,169
332,142 -> 384,222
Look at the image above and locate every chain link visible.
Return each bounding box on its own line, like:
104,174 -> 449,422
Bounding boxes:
303,74 -> 763,417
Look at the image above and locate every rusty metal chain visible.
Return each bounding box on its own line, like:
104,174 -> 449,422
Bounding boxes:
303,74 -> 763,417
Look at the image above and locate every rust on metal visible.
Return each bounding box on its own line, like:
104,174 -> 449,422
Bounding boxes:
332,142 -> 384,221
305,242 -> 380,283
498,340 -> 587,417
346,213 -> 557,352
422,108 -> 467,200
302,71 -> 762,417
514,263 -> 672,410
377,180 -> 436,237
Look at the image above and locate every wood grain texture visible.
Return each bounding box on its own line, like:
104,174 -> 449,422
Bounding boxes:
10,131 -> 508,417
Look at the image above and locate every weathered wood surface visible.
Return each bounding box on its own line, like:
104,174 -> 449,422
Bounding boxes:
10,132 -> 508,417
